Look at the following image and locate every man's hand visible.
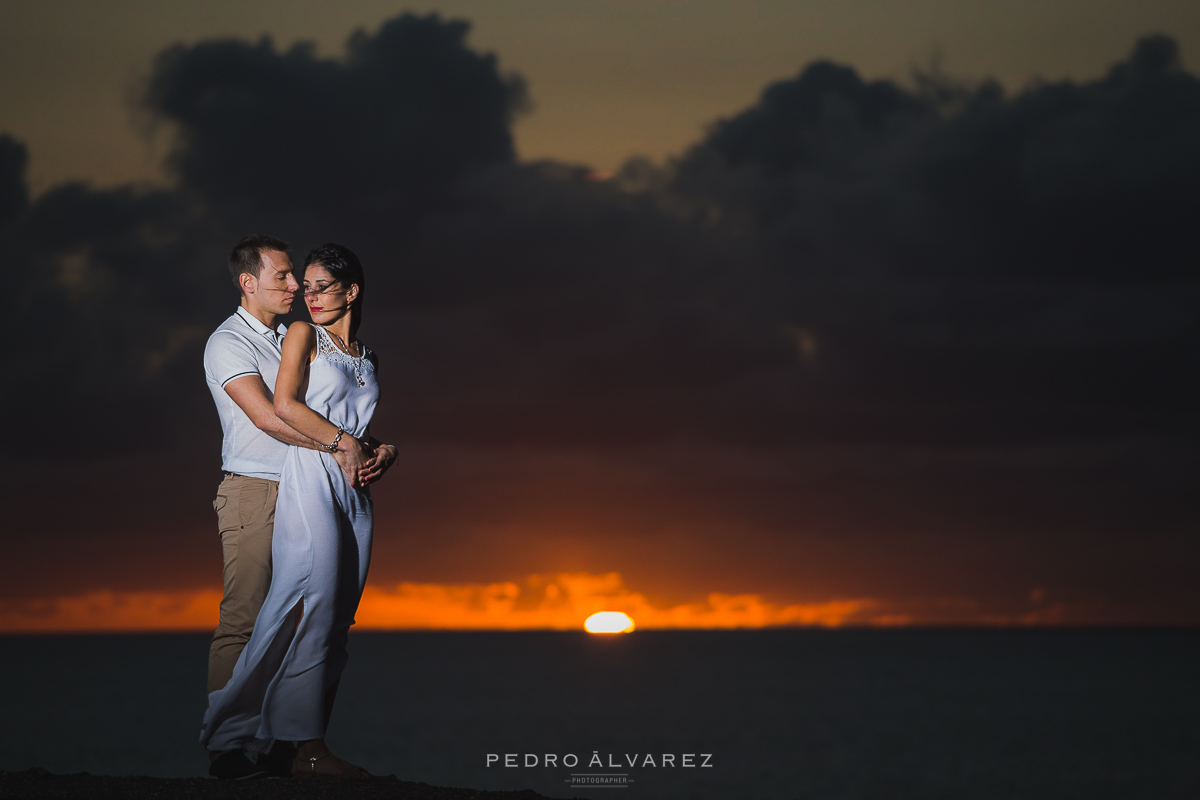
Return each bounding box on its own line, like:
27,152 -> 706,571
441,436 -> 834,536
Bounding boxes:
357,443 -> 397,486
331,437 -> 371,489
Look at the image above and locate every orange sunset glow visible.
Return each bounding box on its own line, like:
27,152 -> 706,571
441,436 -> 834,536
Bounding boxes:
0,572 -> 885,633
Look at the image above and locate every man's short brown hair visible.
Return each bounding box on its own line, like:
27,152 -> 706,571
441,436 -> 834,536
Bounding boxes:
229,234 -> 290,291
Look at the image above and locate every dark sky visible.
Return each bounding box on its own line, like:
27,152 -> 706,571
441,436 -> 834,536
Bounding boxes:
3,0 -> 1199,190
1,4 -> 1198,629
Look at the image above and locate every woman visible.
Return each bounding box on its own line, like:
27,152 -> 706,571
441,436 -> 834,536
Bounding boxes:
199,243 -> 392,779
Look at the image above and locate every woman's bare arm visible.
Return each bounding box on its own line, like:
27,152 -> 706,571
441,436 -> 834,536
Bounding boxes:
274,322 -> 370,486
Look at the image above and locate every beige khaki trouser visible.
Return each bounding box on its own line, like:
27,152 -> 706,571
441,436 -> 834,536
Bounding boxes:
207,473 -> 279,694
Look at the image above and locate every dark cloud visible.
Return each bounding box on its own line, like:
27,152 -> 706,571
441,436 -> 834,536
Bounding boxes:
667,33 -> 1200,444
0,178 -> 218,446
0,134 -> 28,225
677,34 -> 1200,283
143,13 -> 528,239
1,18 -> 1197,620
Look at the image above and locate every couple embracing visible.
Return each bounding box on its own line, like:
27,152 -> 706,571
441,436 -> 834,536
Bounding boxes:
199,235 -> 394,780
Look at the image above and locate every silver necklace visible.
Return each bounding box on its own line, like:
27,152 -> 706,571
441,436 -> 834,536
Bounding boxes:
323,326 -> 366,387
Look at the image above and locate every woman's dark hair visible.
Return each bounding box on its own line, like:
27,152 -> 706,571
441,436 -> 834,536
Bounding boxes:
304,243 -> 365,336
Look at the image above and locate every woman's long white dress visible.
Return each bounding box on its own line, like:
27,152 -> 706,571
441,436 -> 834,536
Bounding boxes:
200,324 -> 379,754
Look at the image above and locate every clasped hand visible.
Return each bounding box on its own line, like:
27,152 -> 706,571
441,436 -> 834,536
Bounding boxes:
332,438 -> 396,489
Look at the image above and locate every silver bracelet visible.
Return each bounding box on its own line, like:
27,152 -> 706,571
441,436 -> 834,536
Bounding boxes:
324,427 -> 345,452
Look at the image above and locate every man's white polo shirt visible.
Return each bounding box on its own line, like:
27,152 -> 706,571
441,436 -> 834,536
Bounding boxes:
204,306 -> 290,481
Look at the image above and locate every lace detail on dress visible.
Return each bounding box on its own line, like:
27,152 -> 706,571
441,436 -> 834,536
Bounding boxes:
314,325 -> 374,387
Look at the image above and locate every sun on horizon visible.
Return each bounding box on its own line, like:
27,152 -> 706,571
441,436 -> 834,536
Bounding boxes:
585,611 -> 635,633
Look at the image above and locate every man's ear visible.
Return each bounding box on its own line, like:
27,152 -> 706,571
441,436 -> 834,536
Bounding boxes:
239,272 -> 256,296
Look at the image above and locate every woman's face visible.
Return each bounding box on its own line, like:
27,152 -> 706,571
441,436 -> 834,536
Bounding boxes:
303,264 -> 358,326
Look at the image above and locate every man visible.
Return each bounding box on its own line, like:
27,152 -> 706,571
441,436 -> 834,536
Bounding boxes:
202,234 -> 394,779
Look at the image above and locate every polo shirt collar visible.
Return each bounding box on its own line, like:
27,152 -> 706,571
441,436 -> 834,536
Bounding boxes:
235,306 -> 287,339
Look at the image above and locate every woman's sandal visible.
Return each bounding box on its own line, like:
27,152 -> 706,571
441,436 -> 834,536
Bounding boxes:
292,751 -> 372,780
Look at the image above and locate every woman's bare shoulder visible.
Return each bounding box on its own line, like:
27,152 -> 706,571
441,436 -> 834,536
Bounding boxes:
281,321 -> 319,363
283,321 -> 317,340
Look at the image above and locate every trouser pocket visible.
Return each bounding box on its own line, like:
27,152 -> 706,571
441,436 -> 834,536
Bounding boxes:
236,478 -> 273,527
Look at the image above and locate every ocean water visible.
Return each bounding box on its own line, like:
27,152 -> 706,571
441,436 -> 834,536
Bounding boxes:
0,630 -> 1195,799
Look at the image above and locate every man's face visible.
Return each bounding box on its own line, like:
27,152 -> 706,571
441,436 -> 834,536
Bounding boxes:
248,249 -> 299,316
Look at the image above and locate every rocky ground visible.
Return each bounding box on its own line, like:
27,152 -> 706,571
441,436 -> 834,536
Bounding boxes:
0,769 -> 581,800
